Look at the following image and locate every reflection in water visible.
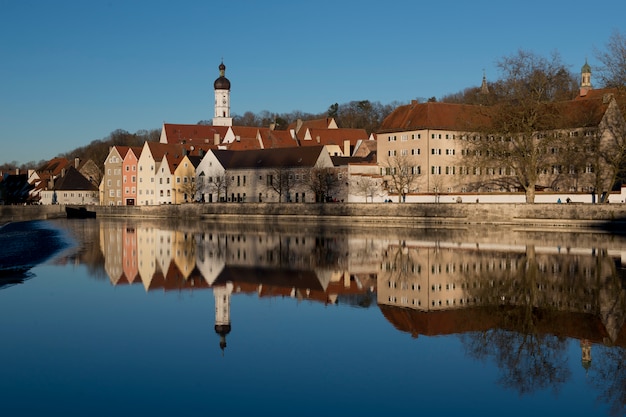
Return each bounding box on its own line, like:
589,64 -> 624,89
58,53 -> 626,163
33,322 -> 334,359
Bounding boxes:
57,218 -> 626,414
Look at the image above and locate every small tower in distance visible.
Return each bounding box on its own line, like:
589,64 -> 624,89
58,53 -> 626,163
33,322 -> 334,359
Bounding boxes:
213,61 -> 233,126
480,70 -> 489,95
580,59 -> 592,97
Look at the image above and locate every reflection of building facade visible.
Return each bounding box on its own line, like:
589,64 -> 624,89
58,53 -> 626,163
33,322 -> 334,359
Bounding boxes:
97,222 -> 377,306
378,240 -> 626,347
95,220 -> 626,364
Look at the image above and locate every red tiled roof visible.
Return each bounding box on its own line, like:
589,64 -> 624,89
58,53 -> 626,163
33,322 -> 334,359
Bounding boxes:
259,129 -> 297,148
287,118 -> 336,133
301,128 -> 369,148
379,102 -> 492,133
226,136 -> 263,151
549,96 -> 611,129
37,157 -> 70,176
231,126 -> 260,140
163,123 -> 230,145
380,96 -> 615,133
145,142 -> 205,162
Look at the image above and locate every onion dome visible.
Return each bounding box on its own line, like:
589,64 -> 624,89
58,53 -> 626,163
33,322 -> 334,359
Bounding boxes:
581,59 -> 591,74
214,61 -> 231,90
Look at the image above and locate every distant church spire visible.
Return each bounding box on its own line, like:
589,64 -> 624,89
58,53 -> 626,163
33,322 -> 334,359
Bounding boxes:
480,69 -> 489,95
580,59 -> 592,97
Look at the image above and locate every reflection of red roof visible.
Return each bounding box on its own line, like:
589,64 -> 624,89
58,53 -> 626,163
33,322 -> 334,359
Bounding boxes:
379,304 -> 621,345
213,266 -> 325,292
143,263 -> 210,292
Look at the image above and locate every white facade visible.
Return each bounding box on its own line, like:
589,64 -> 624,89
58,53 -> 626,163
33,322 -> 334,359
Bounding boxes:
137,142 -> 158,206
155,157 -> 174,205
213,88 -> 232,126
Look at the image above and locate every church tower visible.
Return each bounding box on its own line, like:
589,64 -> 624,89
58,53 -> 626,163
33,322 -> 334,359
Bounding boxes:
580,59 -> 592,97
213,61 -> 233,126
480,70 -> 489,95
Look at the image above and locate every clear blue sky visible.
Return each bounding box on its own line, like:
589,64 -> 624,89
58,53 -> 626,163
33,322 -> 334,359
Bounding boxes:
1,0 -> 624,165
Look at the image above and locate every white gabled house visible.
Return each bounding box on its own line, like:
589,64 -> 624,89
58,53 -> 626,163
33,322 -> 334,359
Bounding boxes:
196,145 -> 336,203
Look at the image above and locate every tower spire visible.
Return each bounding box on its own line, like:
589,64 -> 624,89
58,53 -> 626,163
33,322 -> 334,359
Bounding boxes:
580,59 -> 592,97
480,69 -> 489,95
213,60 -> 233,126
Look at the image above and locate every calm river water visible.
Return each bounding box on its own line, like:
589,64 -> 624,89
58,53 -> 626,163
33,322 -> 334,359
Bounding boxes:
1,217 -> 625,416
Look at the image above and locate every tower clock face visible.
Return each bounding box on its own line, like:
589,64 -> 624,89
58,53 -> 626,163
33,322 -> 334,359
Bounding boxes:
222,99 -> 227,104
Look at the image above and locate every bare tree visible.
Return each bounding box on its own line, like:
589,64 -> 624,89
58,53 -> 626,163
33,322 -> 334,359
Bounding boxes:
593,99 -> 626,202
206,174 -> 231,202
380,154 -> 421,202
266,167 -> 296,202
595,30 -> 626,89
463,50 -> 575,203
177,178 -> 198,203
307,168 -> 340,202
351,175 -> 382,203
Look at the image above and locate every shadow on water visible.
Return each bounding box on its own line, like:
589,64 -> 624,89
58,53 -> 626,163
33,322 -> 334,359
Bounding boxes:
0,270 -> 35,290
599,217 -> 626,235
0,220 -> 70,288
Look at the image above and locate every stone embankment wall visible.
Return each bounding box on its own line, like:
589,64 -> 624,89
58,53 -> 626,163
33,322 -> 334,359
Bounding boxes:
3,203 -> 626,228
0,205 -> 66,223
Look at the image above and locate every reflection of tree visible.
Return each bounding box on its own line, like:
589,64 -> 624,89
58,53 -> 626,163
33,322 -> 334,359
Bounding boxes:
460,245 -> 571,395
463,328 -> 570,394
383,242 -> 421,285
586,344 -> 626,417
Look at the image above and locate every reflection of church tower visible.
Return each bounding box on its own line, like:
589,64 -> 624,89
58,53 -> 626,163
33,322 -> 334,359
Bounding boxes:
580,339 -> 592,372
213,61 -> 233,127
214,282 -> 233,354
580,59 -> 592,97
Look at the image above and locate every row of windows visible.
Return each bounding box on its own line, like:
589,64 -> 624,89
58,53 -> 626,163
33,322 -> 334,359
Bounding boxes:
60,192 -> 97,198
386,294 -> 594,311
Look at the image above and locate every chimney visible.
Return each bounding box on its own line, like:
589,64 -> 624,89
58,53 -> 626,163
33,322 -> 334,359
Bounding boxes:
269,122 -> 276,130
296,119 -> 303,133
214,133 -> 220,145
74,157 -> 80,169
316,135 -> 320,143
344,140 -> 350,156
236,135 -> 240,142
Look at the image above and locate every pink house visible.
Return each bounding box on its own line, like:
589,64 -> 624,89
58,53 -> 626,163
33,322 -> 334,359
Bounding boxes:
122,147 -> 142,205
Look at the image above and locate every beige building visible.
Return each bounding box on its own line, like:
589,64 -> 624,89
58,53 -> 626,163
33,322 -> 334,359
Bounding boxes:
377,65 -> 626,203
102,147 -> 127,206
